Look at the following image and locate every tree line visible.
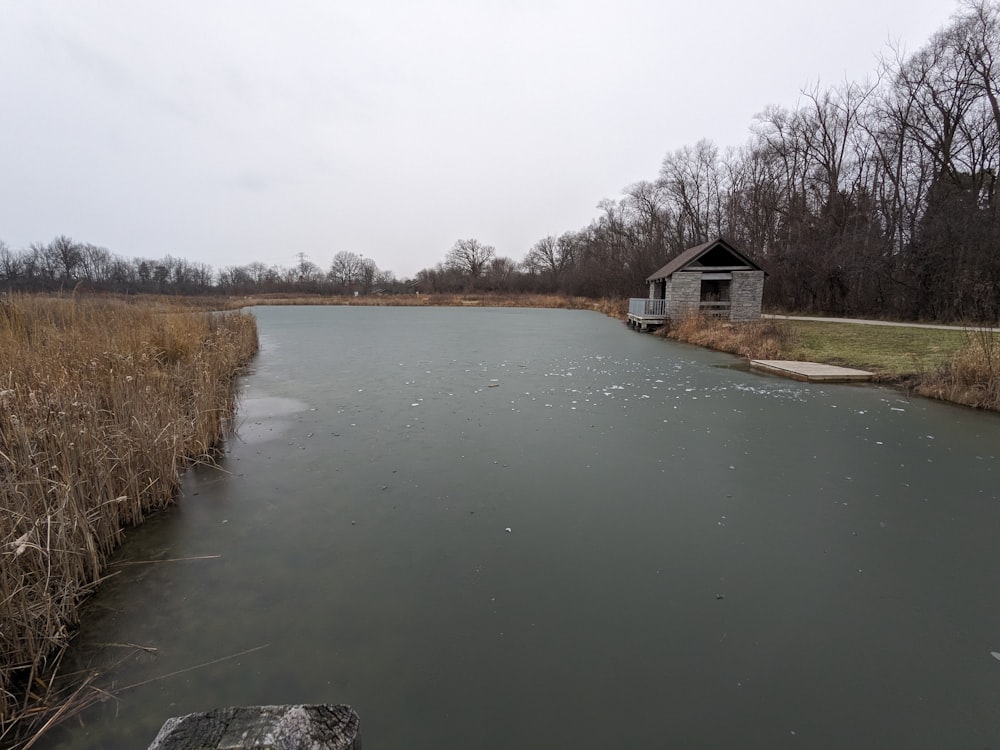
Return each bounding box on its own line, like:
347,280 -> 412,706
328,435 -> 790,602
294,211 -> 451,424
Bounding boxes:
419,1 -> 1000,322
0,239 -> 409,296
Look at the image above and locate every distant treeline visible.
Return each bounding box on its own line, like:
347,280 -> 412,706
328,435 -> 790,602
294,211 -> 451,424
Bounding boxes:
0,240 -> 412,297
3,2 -> 997,322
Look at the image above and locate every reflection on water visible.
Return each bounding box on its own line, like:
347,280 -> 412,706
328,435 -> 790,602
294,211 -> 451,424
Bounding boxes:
42,306 -> 1000,750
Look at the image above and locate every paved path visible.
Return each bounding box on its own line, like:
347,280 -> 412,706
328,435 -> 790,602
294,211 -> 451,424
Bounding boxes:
764,314 -> 1000,333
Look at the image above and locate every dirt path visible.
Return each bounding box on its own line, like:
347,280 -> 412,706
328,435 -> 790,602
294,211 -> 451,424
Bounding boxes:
764,314 -> 1000,333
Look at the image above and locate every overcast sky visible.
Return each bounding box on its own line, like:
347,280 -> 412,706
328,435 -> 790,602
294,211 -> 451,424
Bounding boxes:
0,0 -> 959,279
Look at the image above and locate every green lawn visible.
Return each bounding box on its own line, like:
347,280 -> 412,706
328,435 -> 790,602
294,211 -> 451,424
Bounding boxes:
783,321 -> 971,377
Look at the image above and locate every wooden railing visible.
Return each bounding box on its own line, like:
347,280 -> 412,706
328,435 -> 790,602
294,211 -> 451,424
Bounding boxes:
628,298 -> 730,318
628,298 -> 666,317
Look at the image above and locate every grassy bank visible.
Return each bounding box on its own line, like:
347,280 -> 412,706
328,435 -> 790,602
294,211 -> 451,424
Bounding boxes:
0,295 -> 258,746
657,315 -> 1000,410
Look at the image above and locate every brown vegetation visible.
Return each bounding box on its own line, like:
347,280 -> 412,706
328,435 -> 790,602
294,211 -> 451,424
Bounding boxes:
656,315 -> 795,360
0,295 -> 258,747
911,327 -> 1000,410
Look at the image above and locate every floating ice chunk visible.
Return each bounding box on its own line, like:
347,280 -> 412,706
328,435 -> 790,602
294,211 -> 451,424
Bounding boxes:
505,527 -> 512,533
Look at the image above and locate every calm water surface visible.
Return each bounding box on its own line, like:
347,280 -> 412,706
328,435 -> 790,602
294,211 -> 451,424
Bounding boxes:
45,306 -> 1000,749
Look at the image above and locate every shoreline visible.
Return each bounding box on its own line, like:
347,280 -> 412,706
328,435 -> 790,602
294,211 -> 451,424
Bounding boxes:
651,314 -> 1000,412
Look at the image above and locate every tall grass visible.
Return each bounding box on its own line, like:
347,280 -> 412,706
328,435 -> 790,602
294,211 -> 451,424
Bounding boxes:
657,314 -> 794,360
914,326 -> 1000,409
0,295 -> 258,744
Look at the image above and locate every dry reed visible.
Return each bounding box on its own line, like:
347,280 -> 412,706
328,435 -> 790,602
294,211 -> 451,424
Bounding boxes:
656,314 -> 795,360
0,294 -> 258,746
912,326 -> 1000,409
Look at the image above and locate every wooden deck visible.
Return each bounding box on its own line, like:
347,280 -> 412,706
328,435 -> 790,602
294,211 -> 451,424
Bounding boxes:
626,298 -> 731,330
626,298 -> 667,330
750,360 -> 873,382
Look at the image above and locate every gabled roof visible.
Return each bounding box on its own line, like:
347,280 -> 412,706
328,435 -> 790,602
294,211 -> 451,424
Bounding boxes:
646,237 -> 766,282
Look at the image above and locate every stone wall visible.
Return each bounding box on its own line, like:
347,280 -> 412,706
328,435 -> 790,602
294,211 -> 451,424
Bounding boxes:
666,272 -> 701,319
729,270 -> 765,321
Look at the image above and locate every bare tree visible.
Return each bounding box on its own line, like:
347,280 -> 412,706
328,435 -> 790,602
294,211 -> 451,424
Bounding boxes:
722,142 -> 783,255
329,251 -> 363,288
658,140 -> 726,246
0,241 -> 22,282
359,257 -> 378,294
445,238 -> 495,278
522,234 -> 577,288
78,244 -> 112,283
218,265 -> 252,292
485,256 -> 517,289
46,235 -> 82,283
800,79 -> 878,227
952,0 -> 1000,142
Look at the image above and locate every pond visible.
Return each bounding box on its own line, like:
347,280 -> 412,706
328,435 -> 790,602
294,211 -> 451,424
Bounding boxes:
45,306 -> 1000,749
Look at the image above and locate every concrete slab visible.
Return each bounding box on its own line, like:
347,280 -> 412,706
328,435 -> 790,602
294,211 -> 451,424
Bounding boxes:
750,360 -> 873,382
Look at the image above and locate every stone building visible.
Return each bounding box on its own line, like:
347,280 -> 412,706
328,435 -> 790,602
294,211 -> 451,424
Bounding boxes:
627,237 -> 766,329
